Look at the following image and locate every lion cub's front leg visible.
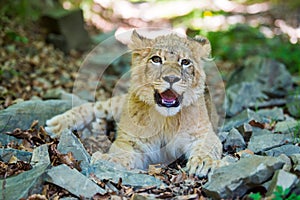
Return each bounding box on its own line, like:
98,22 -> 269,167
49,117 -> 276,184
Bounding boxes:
92,139 -> 146,170
46,95 -> 126,135
45,102 -> 95,134
185,130 -> 223,178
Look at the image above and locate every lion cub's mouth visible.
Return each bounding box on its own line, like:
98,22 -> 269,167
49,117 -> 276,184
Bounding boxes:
154,89 -> 183,108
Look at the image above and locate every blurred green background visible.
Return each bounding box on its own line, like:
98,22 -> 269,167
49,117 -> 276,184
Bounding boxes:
1,0 -> 299,75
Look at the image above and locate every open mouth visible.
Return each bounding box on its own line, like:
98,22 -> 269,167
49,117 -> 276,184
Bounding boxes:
154,89 -> 182,108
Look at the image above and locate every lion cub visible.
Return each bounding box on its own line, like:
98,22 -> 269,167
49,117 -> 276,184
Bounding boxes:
46,31 -> 222,177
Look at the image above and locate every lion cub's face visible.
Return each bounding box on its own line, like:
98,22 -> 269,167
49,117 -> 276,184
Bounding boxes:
129,31 -> 211,117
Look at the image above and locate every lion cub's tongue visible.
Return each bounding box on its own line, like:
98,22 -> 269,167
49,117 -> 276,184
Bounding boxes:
160,90 -> 178,101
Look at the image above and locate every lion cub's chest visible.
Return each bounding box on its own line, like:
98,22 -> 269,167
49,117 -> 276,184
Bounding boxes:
137,117 -> 197,164
116,95 -> 208,166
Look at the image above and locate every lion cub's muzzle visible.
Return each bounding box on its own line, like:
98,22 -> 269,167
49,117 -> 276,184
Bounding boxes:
154,75 -> 183,108
154,89 -> 183,108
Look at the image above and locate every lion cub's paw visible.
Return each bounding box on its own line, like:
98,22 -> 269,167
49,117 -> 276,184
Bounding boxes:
186,156 -> 223,178
45,113 -> 81,135
91,152 -> 134,170
45,114 -> 67,135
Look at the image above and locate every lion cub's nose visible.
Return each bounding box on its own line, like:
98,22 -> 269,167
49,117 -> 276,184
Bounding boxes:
162,75 -> 181,84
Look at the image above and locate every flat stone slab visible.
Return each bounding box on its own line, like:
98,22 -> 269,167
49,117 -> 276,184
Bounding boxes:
0,100 -> 72,134
57,129 -> 91,175
46,164 -> 106,198
264,144 -> 300,156
274,119 -> 300,134
0,148 -> 32,162
203,155 -> 285,199
90,160 -> 165,188
0,145 -> 50,199
248,131 -> 293,153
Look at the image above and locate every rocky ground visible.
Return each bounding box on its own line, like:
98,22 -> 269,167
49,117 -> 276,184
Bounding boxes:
1,15 -> 300,200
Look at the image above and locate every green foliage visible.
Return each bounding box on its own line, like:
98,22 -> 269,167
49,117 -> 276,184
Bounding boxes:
249,186 -> 300,200
0,0 -> 54,22
249,192 -> 262,200
5,31 -> 28,44
201,24 -> 300,75
293,122 -> 300,142
273,186 -> 300,200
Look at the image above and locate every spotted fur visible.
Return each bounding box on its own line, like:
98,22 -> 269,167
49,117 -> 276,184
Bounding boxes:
46,31 -> 222,177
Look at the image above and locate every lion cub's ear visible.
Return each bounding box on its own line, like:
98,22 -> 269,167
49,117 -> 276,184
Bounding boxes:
193,36 -> 211,59
129,30 -> 152,50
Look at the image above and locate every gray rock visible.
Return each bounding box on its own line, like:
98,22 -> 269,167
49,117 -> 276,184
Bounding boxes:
223,128 -> 246,152
224,109 -> 263,131
223,108 -> 285,132
266,170 -> 299,196
237,123 -> 252,142
227,57 -> 292,95
279,154 -> 293,172
226,56 -> 292,116
218,131 -> 229,143
291,182 -> 300,196
256,107 -> 285,122
287,92 -> 300,118
0,100 -> 72,137
90,160 -> 164,187
41,8 -> 91,52
60,198 -> 79,200
0,148 -> 32,162
290,154 -> 300,175
30,144 -> 51,166
46,164 -> 105,198
249,98 -> 287,109
274,119 -> 300,134
248,129 -> 293,153
0,145 -> 50,199
251,127 -> 274,137
223,109 -> 256,131
226,82 -> 267,116
28,144 -> 51,195
203,155 -> 285,199
264,144 -> 300,156
43,88 -> 87,105
57,129 -> 91,175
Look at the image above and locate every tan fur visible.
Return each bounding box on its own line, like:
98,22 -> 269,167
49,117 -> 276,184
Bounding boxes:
46,31 -> 222,177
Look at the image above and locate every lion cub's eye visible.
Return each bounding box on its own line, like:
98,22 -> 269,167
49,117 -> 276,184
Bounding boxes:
180,59 -> 191,67
150,56 -> 162,64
